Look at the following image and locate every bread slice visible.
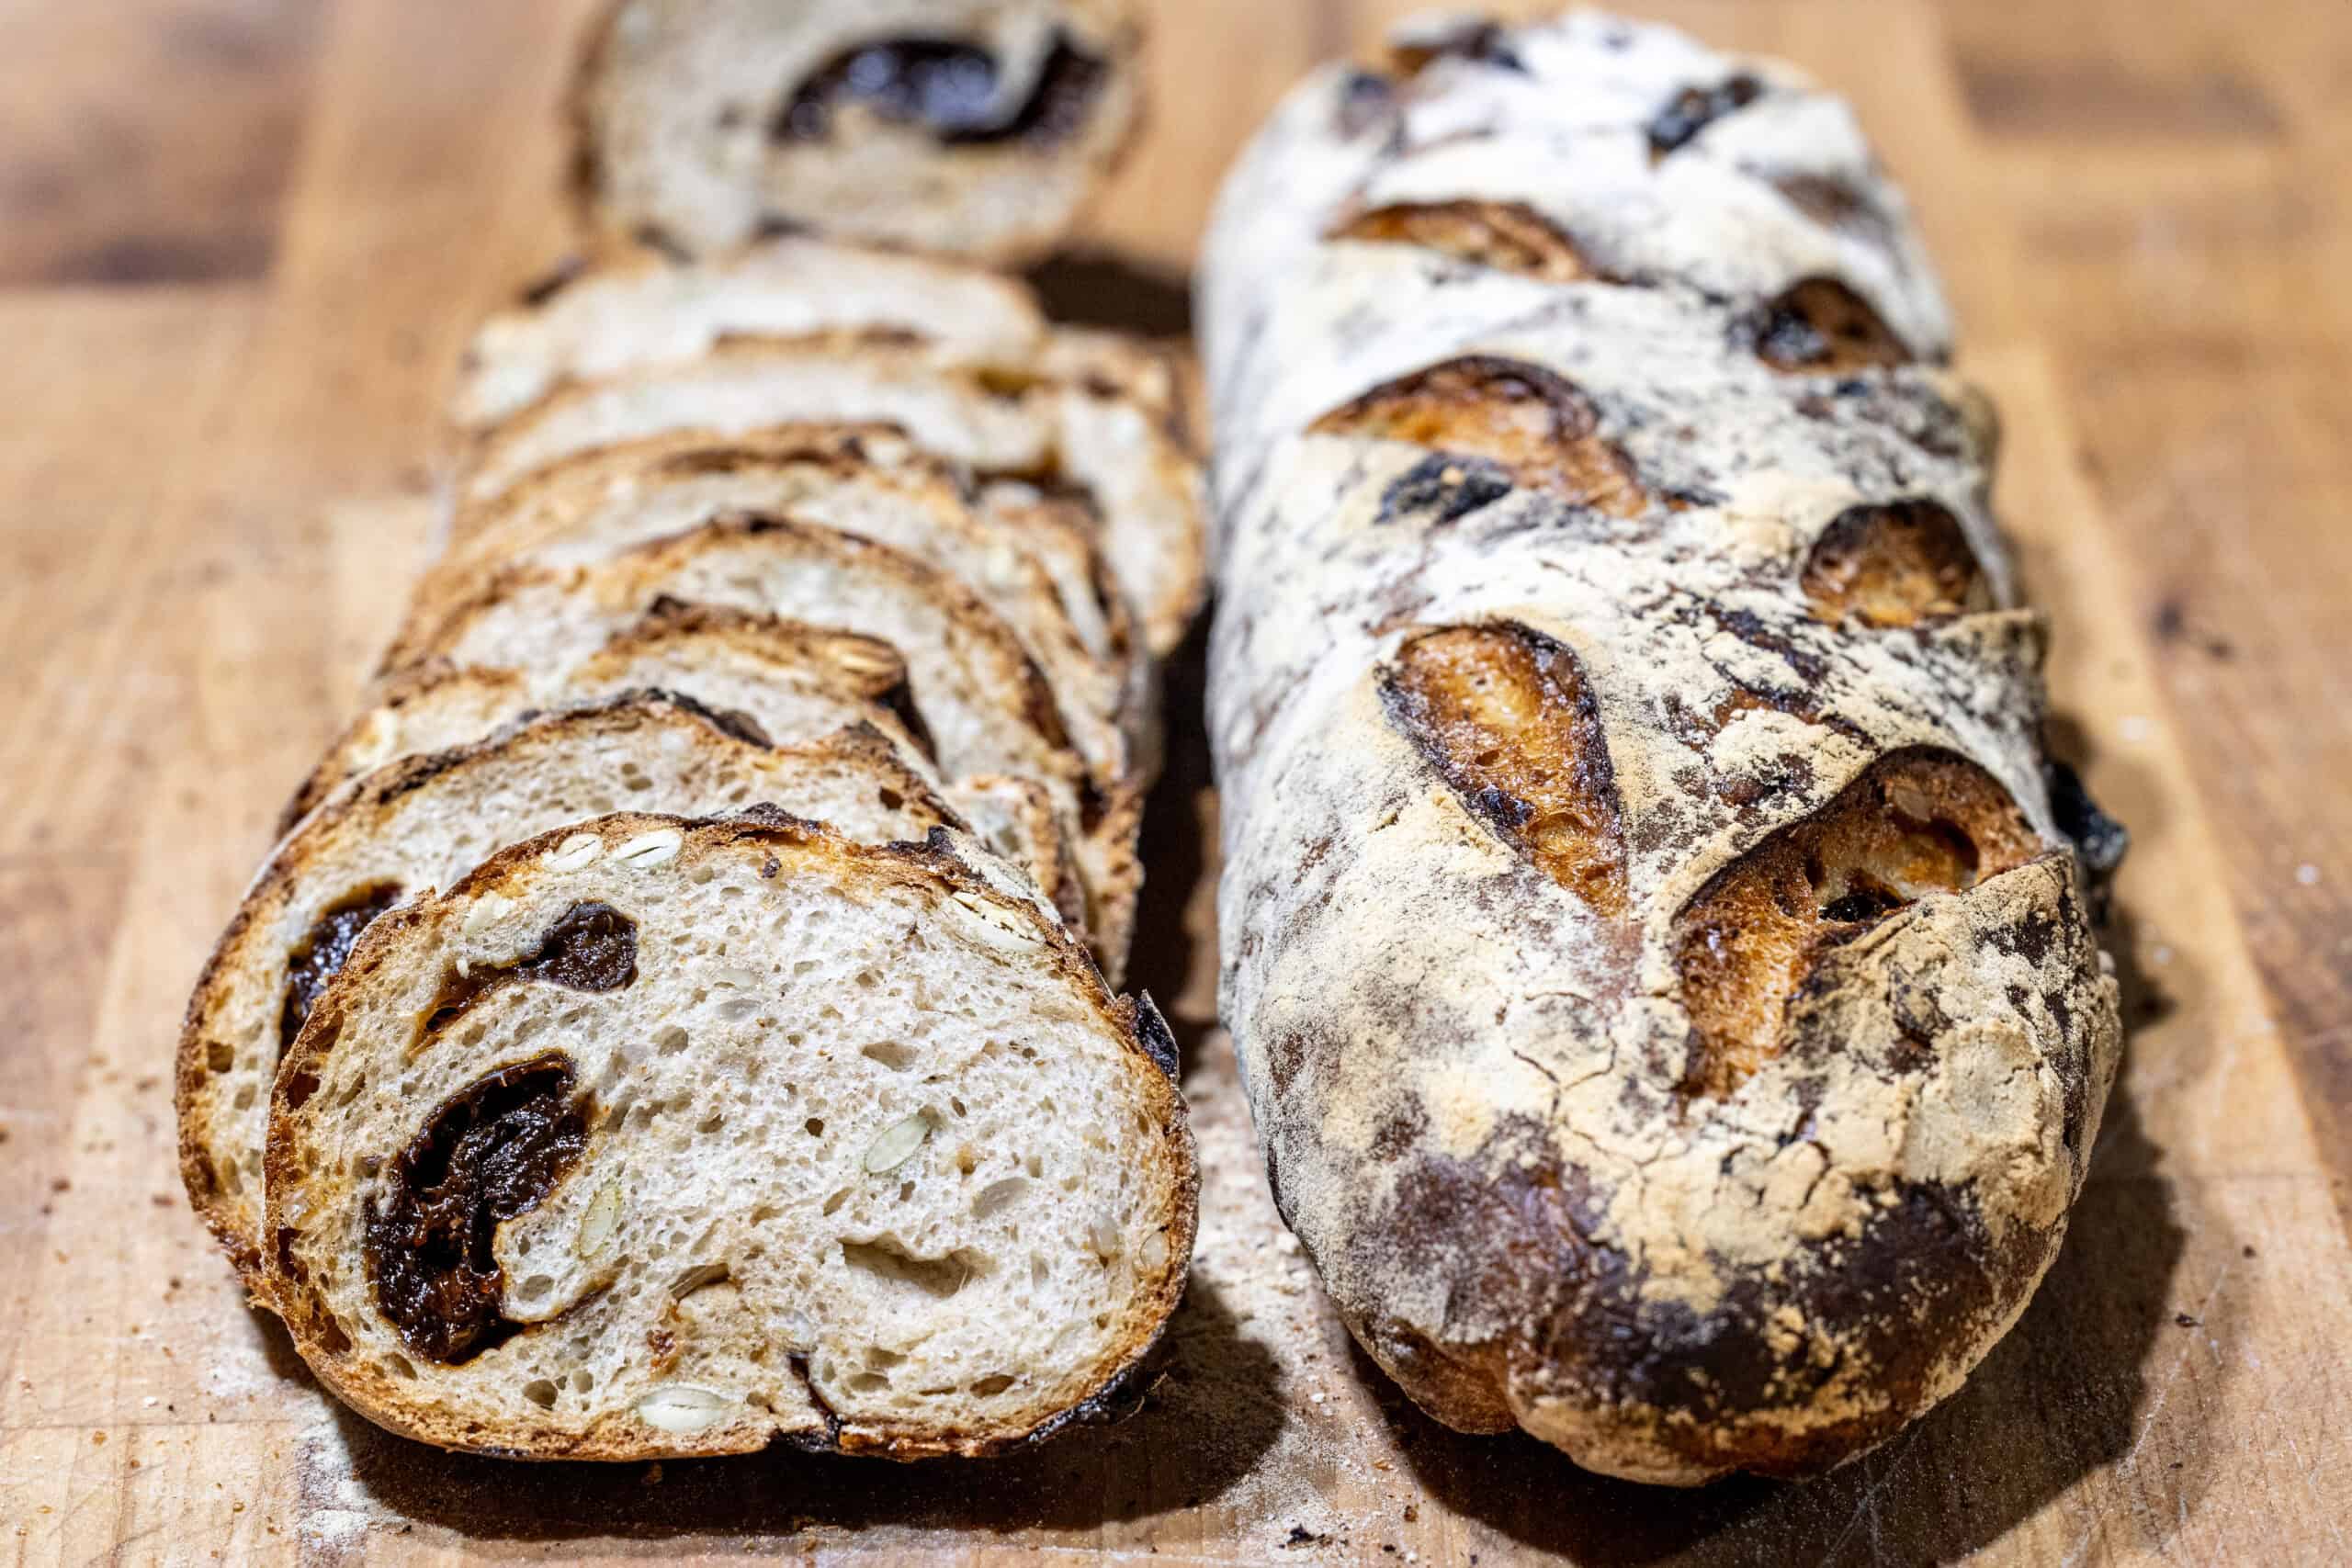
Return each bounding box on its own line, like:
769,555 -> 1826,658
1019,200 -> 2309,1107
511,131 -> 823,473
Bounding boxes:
452,238 -> 1051,431
454,339 -> 1204,657
398,516 -> 1142,970
262,809 -> 1194,1459
401,429 -> 1142,784
181,693 -> 958,1280
288,603 -> 930,831
570,0 -> 1146,266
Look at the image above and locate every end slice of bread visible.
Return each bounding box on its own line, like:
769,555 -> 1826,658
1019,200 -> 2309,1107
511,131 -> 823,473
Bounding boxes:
182,692 -> 959,1279
263,809 -> 1194,1458
570,0 -> 1146,266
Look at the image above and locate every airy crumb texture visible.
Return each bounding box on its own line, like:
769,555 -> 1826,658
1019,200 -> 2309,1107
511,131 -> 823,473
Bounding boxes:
571,0 -> 1146,266
180,694 -> 957,1279
265,812 -> 1194,1460
1198,10 -> 2121,1483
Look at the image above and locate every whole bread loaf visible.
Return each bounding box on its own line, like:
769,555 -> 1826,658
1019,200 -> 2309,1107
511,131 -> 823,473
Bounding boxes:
1197,10 -> 2121,1483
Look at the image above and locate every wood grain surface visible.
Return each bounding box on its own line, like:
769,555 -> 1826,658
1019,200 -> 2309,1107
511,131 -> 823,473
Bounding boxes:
2,1 -> 2347,1562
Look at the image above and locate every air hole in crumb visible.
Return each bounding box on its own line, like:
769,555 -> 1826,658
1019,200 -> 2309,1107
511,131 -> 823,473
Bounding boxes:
655,1025 -> 689,1055
862,1041 -> 917,1070
521,1378 -> 558,1408
971,1373 -> 1017,1396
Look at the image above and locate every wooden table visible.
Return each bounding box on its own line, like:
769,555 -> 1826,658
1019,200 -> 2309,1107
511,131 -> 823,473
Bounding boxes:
3,1 -> 2347,1562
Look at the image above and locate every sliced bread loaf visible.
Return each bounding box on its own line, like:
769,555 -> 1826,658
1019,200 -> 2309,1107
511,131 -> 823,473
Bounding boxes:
570,0 -> 1145,266
182,693 -> 956,1280
263,809 -> 1194,1458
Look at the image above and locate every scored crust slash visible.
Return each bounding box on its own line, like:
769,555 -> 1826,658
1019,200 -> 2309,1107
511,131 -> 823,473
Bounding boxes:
1199,9 -> 2122,1483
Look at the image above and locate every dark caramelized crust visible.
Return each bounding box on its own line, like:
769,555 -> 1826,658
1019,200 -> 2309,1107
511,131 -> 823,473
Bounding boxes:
1673,750 -> 2042,1098
1388,21 -> 1526,78
1380,624 -> 1627,916
1310,356 -> 1650,519
1749,278 -> 1915,373
1800,500 -> 1991,626
1329,199 -> 1603,283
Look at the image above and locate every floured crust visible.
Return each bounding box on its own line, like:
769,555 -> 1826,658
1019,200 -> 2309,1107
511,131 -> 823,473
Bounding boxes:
570,0 -> 1146,266
1199,11 -> 2121,1483
261,810 -> 1196,1459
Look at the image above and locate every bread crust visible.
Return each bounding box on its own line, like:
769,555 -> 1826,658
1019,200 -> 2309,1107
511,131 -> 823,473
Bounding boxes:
1198,12 -> 2121,1483
261,811 -> 1196,1460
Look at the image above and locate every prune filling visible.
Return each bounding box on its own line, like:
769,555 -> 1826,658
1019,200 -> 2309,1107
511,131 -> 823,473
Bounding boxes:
775,34 -> 1107,146
279,884 -> 405,1053
425,900 -> 639,1032
363,1054 -> 588,1363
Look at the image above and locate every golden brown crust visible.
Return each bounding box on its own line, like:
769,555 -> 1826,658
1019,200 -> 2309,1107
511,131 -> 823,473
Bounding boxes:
1309,355 -> 1650,520
1330,198 -> 1604,284
1801,499 -> 1992,627
1379,623 -> 1627,917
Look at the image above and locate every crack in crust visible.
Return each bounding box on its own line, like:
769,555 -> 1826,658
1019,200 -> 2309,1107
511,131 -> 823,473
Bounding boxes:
1310,356 -> 1650,519
1329,199 -> 1605,283
1800,499 -> 1992,627
1672,750 -> 2043,1099
1379,624 -> 1628,917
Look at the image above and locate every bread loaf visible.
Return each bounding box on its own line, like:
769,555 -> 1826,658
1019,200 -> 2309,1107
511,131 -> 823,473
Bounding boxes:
571,0 -> 1144,265
263,811 -> 1193,1458
1198,11 -> 2121,1483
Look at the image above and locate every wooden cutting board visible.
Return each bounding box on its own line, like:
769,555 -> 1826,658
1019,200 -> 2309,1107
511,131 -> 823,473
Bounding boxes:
3,1 -> 2347,1562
